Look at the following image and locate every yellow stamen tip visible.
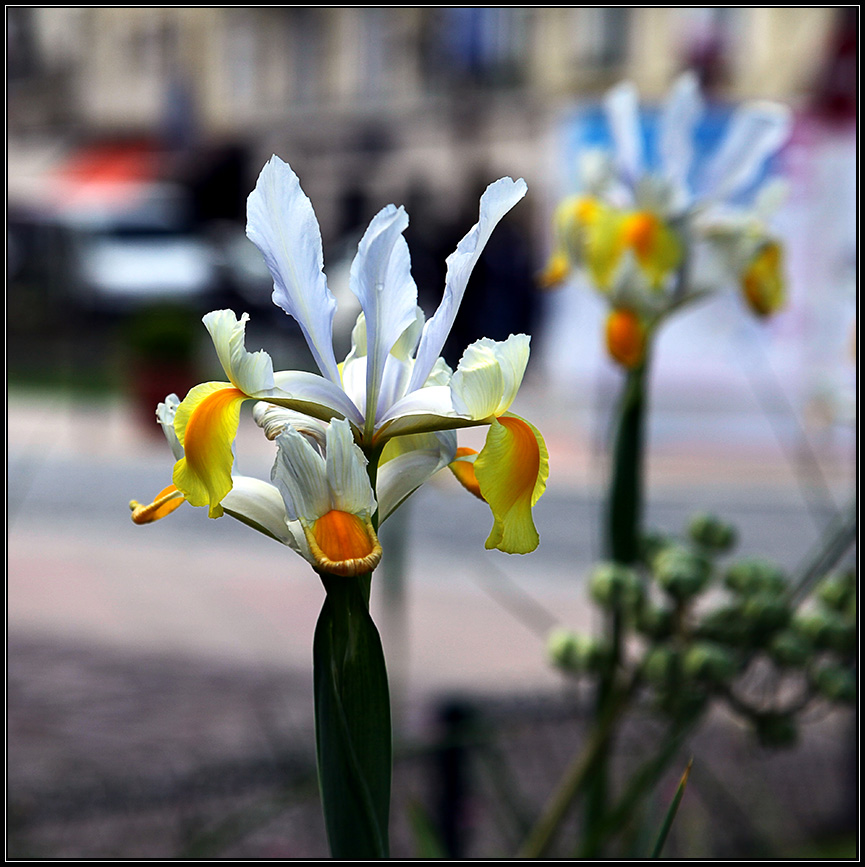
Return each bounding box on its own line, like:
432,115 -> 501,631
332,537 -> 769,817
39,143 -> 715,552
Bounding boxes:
129,485 -> 186,525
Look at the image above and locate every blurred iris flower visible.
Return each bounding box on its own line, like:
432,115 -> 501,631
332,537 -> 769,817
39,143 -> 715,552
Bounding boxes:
542,73 -> 792,368
131,157 -> 548,573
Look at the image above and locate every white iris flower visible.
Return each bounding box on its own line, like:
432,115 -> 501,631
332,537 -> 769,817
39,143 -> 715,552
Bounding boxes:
132,156 -> 549,574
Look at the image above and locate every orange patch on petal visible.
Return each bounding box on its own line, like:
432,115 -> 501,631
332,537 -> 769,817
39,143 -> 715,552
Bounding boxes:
474,414 -> 548,554
306,510 -> 383,577
622,212 -> 659,259
182,386 -> 246,462
449,447 -> 484,500
173,384 -> 247,518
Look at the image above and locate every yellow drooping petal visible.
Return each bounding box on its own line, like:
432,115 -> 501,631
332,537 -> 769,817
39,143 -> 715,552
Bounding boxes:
605,308 -> 647,369
585,206 -> 628,291
474,414 -> 549,554
449,446 -> 483,500
173,382 -> 248,518
742,241 -> 785,317
304,509 -> 383,576
129,484 -> 186,524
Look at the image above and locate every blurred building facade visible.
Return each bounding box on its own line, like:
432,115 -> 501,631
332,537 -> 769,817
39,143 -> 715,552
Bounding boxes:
7,7 -> 843,241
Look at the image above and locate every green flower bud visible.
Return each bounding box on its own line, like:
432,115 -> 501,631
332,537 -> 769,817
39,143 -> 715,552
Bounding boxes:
642,646 -> 678,687
740,593 -> 791,636
548,629 -> 608,675
636,605 -> 675,640
682,642 -> 739,686
793,611 -> 855,654
687,513 -> 737,552
767,630 -> 811,668
724,559 -> 787,596
813,664 -> 856,703
697,604 -> 752,646
589,562 -> 644,612
653,546 -> 712,600
816,571 -> 856,614
754,713 -> 798,748
640,530 -> 670,565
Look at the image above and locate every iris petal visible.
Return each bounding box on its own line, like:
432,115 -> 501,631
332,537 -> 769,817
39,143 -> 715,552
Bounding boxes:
474,414 -> 549,554
173,382 -> 248,518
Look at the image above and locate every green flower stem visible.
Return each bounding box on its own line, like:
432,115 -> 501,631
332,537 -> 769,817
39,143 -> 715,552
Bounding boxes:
583,358 -> 650,851
517,676 -> 638,858
606,361 -> 648,565
314,571 -> 391,858
576,721 -> 695,857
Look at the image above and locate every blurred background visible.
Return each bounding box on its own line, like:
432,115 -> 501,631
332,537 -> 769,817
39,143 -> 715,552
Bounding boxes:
7,7 -> 856,858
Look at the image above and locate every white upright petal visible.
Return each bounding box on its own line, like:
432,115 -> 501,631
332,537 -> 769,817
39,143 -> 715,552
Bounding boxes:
246,155 -> 341,384
349,204 -> 418,431
605,81 -> 644,188
659,72 -> 703,210
156,393 -> 184,460
204,310 -> 275,395
271,426 -> 331,522
408,177 -> 528,391
699,102 -> 792,201
325,418 -> 376,516
271,369 -> 364,427
449,334 -> 531,420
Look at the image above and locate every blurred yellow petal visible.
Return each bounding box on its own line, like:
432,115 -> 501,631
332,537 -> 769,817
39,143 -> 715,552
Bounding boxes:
605,308 -> 647,369
742,241 -> 785,317
621,211 -> 681,288
449,446 -> 483,500
585,207 -> 628,291
129,484 -> 185,524
304,510 -> 382,576
173,382 -> 248,518
474,414 -> 549,554
538,249 -> 570,289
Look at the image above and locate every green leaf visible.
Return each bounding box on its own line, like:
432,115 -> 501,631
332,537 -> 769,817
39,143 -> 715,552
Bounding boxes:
314,573 -> 391,858
407,800 -> 449,859
650,757 -> 693,858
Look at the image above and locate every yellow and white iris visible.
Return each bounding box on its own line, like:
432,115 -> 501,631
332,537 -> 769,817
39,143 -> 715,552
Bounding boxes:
132,156 -> 549,574
543,73 -> 792,367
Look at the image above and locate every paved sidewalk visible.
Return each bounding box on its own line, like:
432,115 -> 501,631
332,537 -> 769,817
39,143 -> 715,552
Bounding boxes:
8,380 -> 854,695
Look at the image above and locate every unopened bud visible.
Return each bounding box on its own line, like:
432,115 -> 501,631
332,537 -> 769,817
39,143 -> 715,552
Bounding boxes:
687,513 -> 737,553
793,611 -> 854,654
740,593 -> 790,636
548,629 -> 607,675
816,571 -> 856,614
683,642 -> 738,687
768,631 -> 811,668
637,605 -> 675,640
813,664 -> 856,704
642,646 -> 678,687
724,559 -> 787,596
697,604 -> 751,646
589,562 -> 644,612
653,546 -> 712,600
